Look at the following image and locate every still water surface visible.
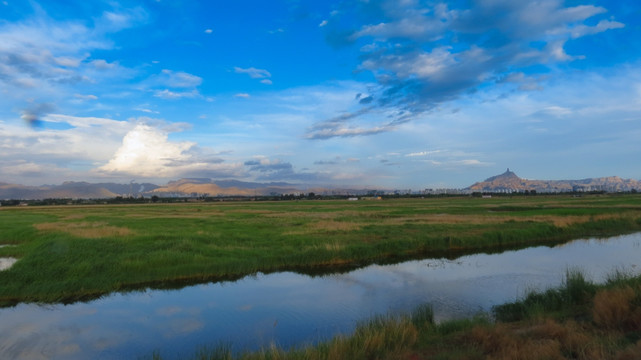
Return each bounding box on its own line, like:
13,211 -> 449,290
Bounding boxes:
1,233 -> 640,359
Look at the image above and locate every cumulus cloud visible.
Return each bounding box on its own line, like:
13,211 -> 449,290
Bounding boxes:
98,123 -> 241,179
0,114 -> 135,183
316,0 -> 625,138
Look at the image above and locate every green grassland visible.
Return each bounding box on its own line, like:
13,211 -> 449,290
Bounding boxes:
1,194 -> 641,306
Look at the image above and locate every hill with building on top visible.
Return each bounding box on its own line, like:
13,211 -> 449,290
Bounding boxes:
466,169 -> 641,193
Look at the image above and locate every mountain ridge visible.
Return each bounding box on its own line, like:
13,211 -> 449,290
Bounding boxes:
1,170 -> 640,200
467,169 -> 641,193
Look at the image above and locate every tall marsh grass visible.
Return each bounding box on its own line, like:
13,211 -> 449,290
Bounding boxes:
150,272 -> 641,360
493,269 -> 597,322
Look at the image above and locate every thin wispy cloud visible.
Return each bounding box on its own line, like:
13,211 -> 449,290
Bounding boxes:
234,67 -> 271,79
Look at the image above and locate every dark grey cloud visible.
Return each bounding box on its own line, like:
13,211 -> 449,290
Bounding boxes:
20,103 -> 56,128
313,0 -> 624,139
314,159 -> 339,165
244,160 -> 293,173
244,159 -> 331,183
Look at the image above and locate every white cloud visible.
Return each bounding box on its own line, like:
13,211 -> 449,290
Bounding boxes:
234,93 -> 250,98
406,150 -> 443,157
74,94 -> 98,100
99,123 -> 194,177
90,59 -> 117,70
234,66 -> 271,79
98,123 -> 242,179
0,5 -> 147,124
0,114 -> 135,184
328,0 -> 626,131
153,89 -> 199,99
155,69 -> 203,88
204,28 -> 213,34
135,107 -> 159,114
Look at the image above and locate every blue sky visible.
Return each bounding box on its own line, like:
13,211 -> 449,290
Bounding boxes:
1,0 -> 640,189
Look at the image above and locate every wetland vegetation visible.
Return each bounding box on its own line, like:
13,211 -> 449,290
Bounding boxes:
1,194 -> 641,306
148,271 -> 641,360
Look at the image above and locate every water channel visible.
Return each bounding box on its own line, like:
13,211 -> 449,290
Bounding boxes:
1,233 -> 640,359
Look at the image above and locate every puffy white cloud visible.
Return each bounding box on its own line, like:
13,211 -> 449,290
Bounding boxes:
0,114 -> 134,184
99,124 -> 193,177
98,123 -> 242,179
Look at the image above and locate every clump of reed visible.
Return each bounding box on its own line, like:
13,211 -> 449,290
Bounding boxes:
593,285 -> 641,331
493,269 -> 597,322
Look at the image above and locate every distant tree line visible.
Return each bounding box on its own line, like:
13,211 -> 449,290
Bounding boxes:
1,189 -> 639,206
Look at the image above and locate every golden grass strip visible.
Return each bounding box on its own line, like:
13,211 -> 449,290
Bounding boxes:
34,221 -> 133,238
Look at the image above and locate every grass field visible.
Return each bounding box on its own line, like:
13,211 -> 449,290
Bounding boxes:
1,194 -> 641,306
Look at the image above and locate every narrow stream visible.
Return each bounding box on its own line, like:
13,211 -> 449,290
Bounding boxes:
1,233 -> 640,359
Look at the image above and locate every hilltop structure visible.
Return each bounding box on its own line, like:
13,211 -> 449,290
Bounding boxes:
467,169 -> 641,193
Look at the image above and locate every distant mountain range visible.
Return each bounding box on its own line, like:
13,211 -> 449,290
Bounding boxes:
2,169 -> 640,199
0,179 -> 303,200
0,181 -> 160,200
150,178 -> 303,197
466,169 -> 641,193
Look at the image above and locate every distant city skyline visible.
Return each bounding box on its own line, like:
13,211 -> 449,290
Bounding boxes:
1,1 -> 640,189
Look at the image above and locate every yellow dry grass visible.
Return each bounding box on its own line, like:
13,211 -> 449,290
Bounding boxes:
468,319 -> 605,360
264,210 -> 360,220
263,209 -> 630,230
379,213 -> 629,227
616,340 -> 641,360
593,286 -> 641,331
34,221 -> 133,238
